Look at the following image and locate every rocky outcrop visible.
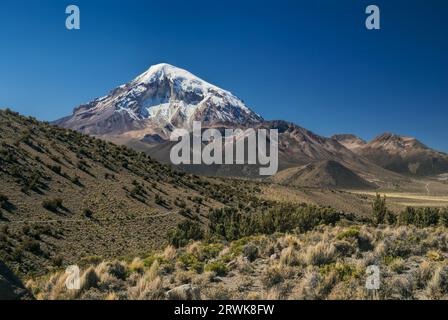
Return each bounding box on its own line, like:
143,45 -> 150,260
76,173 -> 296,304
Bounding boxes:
166,284 -> 201,300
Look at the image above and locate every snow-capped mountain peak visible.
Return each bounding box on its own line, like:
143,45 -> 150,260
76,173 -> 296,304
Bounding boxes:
135,63 -> 215,88
56,63 -> 262,137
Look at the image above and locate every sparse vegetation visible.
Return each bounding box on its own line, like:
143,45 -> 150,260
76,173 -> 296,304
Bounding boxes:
372,194 -> 387,225
1,109 -> 447,301
83,208 -> 93,219
398,206 -> 445,227
168,220 -> 204,248
21,238 -> 41,255
155,194 -> 168,207
0,193 -> 8,203
204,261 -> 227,276
42,198 -> 63,212
0,109 -> 263,277
207,204 -> 341,242
0,193 -> 10,211
28,224 -> 447,300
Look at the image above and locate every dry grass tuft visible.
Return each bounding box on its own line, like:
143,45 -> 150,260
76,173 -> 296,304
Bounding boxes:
300,241 -> 336,266
29,224 -> 448,300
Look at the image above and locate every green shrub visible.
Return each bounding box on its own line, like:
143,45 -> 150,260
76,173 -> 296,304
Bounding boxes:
22,225 -> 30,235
52,255 -> 64,267
42,198 -> 63,212
383,255 -> 400,266
155,194 -> 167,206
0,193 -> 9,210
336,227 -> 360,240
1,225 -> 8,234
320,262 -> 361,281
243,244 -> 259,262
178,253 -> 204,273
0,193 -> 8,203
262,265 -> 284,288
50,165 -> 62,175
399,207 -> 415,225
399,207 -> 441,227
426,250 -> 444,262
386,210 -> 397,225
83,208 -> 93,218
71,175 -> 82,186
372,194 -> 387,225
143,255 -> 158,268
208,204 -> 341,241
175,199 -> 187,208
130,184 -> 145,198
168,220 -> 204,248
22,238 -> 41,254
79,255 -> 102,266
440,209 -> 448,227
106,261 -> 128,280
13,248 -> 23,260
81,267 -> 99,291
199,243 -> 224,261
419,208 -> 440,227
204,260 -> 227,276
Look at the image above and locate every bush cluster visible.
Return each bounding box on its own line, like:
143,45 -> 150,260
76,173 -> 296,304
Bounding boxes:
398,207 -> 448,227
169,203 -> 342,247
208,204 -> 341,241
42,198 -> 63,212
168,220 -> 204,248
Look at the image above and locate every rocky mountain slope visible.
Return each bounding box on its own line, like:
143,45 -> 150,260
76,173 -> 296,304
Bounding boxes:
55,64 -> 378,177
333,133 -> 448,176
55,63 -> 262,139
130,120 -> 405,185
55,63 -> 446,184
331,134 -> 366,153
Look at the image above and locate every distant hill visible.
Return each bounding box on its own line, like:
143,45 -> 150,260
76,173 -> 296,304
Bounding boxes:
333,133 -> 448,176
272,160 -> 377,190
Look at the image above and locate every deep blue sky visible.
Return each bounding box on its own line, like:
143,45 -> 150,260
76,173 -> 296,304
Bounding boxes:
0,0 -> 447,150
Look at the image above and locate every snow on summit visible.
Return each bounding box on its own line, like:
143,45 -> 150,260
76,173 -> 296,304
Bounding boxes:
55,63 -> 263,137
133,63 -> 253,115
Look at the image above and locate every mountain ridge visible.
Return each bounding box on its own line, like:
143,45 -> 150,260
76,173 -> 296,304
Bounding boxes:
333,133 -> 448,176
55,63 -> 448,181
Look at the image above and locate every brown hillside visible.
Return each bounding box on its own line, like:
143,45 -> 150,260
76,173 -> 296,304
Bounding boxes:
0,109 -> 259,276
272,160 -> 377,190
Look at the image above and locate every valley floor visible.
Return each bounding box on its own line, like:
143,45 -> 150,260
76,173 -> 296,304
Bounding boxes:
260,180 -> 448,216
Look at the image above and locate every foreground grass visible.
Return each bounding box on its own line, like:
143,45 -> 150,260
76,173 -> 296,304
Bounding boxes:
28,224 -> 447,300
